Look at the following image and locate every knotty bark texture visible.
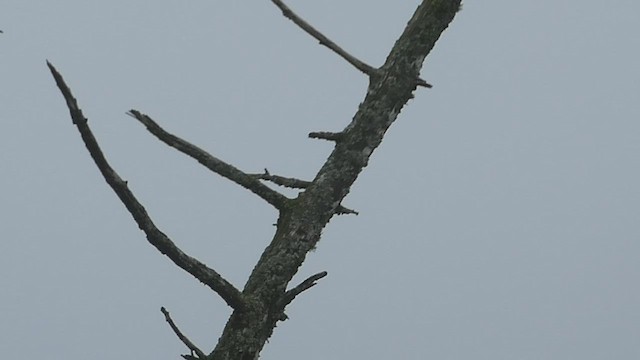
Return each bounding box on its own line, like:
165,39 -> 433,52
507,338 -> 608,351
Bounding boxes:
49,0 -> 461,359
210,1 -> 461,359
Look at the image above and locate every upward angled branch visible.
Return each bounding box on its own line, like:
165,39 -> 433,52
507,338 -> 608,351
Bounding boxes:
160,307 -> 206,359
47,61 -> 246,311
270,0 -> 432,88
127,110 -> 289,210
48,1 -> 461,358
249,168 -> 311,189
270,0 -> 376,75
210,1 -> 461,357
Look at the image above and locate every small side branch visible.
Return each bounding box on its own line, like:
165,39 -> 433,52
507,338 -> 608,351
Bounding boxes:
336,205 -> 358,216
271,0 -> 376,76
416,78 -> 433,88
249,168 -> 310,189
127,110 -> 289,210
278,271 -> 328,308
161,307 -> 206,360
308,131 -> 344,142
48,61 -> 246,311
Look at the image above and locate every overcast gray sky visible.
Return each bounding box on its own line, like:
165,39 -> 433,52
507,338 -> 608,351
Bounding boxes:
2,1 -> 639,359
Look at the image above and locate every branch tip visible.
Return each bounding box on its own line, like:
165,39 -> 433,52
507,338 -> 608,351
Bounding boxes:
417,78 -> 433,88
308,131 -> 344,142
271,0 -> 375,76
127,109 -> 289,210
161,307 -> 206,359
279,271 -> 328,308
336,205 -> 359,216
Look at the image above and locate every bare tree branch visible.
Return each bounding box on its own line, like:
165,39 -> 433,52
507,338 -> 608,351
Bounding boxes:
335,206 -> 358,216
249,168 -> 311,189
270,0 -> 432,88
49,0 -> 460,357
416,78 -> 432,88
308,131 -> 344,142
270,0 -> 376,75
127,110 -> 290,211
161,307 -> 207,359
47,61 -> 246,311
278,271 -> 328,309
211,2 -> 460,355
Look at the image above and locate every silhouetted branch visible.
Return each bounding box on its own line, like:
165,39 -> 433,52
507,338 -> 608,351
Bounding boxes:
161,307 -> 207,359
416,78 -> 432,88
336,205 -> 358,216
270,0 -> 375,76
271,0 -> 432,89
308,131 -> 344,142
249,168 -> 311,189
47,61 -> 246,311
49,0 -> 461,357
127,110 -> 290,210
279,271 -> 328,308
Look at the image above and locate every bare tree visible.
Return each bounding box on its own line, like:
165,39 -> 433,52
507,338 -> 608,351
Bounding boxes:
48,1 -> 462,359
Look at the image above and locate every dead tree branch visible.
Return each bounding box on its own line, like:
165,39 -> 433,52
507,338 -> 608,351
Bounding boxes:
47,62 -> 246,311
270,0 -> 376,76
209,2 -> 460,357
278,271 -> 328,309
161,307 -> 206,359
308,131 -> 344,142
49,1 -> 461,358
249,168 -> 311,189
335,206 -> 358,216
271,1 -> 431,88
127,110 -> 289,210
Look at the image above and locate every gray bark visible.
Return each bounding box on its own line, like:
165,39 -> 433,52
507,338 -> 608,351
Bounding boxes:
49,0 -> 462,359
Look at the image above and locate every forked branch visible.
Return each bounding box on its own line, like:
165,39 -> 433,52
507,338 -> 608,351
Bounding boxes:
47,61 -> 246,311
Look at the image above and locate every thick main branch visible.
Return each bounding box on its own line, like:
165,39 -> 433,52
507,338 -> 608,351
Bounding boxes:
209,1 -> 461,358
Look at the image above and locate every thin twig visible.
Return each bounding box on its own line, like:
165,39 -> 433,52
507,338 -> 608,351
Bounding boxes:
249,168 -> 310,189
127,110 -> 289,210
279,271 -> 328,308
48,61 -> 246,311
161,307 -> 207,359
271,0 -> 376,76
